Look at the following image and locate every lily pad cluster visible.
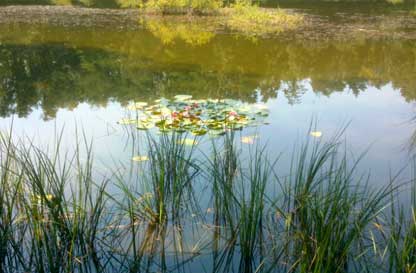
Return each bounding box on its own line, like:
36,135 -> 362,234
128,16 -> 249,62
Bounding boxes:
119,95 -> 269,136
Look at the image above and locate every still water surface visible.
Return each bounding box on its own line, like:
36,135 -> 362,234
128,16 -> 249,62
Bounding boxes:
0,4 -> 416,271
1,16 -> 415,181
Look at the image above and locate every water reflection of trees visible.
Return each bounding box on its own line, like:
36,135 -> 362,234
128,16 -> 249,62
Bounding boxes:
0,32 -> 415,119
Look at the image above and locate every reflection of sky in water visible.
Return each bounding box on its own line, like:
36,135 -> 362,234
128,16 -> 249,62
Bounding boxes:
263,81 -> 414,183
1,81 -> 414,187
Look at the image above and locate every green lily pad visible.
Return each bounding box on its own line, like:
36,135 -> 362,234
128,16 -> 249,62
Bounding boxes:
122,97 -> 269,135
118,118 -> 137,125
191,129 -> 208,136
137,122 -> 155,130
132,155 -> 149,162
208,130 -> 226,136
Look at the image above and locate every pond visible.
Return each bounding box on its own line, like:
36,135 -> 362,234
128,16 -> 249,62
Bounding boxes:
0,3 -> 416,272
1,14 -> 415,178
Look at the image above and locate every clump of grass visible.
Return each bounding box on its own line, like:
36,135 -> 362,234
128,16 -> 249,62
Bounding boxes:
209,132 -> 239,228
18,137 -> 111,272
3,124 -> 416,272
206,132 -> 240,272
140,0 -> 303,37
379,175 -> 416,273
145,133 -> 201,223
108,132 -> 203,272
145,0 -> 223,15
0,132 -> 24,273
226,0 -> 303,36
236,146 -> 275,272
207,132 -> 276,272
112,132 -> 200,226
266,131 -> 394,272
0,130 -> 115,273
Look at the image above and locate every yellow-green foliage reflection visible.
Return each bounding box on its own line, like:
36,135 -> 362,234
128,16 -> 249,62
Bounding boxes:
145,18 -> 216,45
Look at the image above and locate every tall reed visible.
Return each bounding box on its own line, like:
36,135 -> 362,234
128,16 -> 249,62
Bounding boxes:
0,132 -> 25,273
267,133 -> 394,273
383,173 -> 416,273
0,131 -> 114,273
108,132 -> 202,272
1,126 -> 415,273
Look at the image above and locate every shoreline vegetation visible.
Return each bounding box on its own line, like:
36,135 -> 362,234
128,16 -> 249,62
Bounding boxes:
0,1 -> 305,36
1,4 -> 416,40
0,127 -> 415,272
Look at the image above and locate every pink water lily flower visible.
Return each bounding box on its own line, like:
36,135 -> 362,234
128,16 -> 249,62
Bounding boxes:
229,111 -> 238,117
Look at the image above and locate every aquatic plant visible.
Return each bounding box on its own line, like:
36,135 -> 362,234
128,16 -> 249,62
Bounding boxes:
143,132 -> 201,223
120,95 -> 269,136
379,178 -> 416,273
107,130 -> 205,272
0,132 -> 24,273
208,132 -> 239,227
0,131 -> 115,273
236,145 -> 275,272
266,131 -> 395,272
20,138 -> 112,272
1,124 -> 416,272
205,132 -> 273,272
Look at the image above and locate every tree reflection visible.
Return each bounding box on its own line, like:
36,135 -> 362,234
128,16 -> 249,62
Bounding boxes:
0,25 -> 415,119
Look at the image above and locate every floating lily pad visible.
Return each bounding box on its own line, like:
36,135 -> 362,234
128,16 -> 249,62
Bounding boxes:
191,129 -> 208,136
135,102 -> 148,108
127,102 -> 148,111
132,155 -> 149,162
241,135 -> 259,144
209,130 -> 226,136
121,96 -> 270,135
137,122 -> 155,130
310,131 -> 322,138
118,118 -> 137,125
